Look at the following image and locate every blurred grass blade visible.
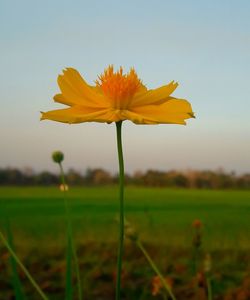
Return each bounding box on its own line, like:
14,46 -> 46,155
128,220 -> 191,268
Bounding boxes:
136,240 -> 177,300
5,217 -> 25,300
0,230 -> 48,300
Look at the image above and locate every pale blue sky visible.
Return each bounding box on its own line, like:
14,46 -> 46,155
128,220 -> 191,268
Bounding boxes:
1,0 -> 250,174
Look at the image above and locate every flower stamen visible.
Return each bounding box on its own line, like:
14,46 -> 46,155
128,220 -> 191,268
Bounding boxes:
96,65 -> 142,109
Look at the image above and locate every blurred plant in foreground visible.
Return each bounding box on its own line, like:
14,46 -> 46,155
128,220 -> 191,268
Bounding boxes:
204,253 -> 213,300
52,151 -> 82,300
191,219 -> 203,274
190,219 -> 213,300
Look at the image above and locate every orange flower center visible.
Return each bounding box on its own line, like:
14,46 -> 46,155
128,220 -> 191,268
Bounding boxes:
96,65 -> 142,109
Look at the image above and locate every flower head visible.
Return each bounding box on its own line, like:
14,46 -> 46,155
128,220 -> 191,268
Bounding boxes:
52,151 -> 64,163
41,66 -> 194,125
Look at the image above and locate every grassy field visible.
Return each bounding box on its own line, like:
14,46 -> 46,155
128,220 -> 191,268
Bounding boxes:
0,186 -> 250,299
0,186 -> 250,248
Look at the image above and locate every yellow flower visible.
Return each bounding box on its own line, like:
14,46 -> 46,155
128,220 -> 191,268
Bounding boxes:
41,66 -> 194,125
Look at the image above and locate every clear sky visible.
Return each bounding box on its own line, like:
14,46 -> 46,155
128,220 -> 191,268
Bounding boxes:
1,0 -> 250,174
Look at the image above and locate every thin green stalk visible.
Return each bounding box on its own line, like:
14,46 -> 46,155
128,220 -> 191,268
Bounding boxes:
0,230 -> 48,300
59,163 -> 82,300
5,217 -> 25,299
115,121 -> 125,300
136,240 -> 177,300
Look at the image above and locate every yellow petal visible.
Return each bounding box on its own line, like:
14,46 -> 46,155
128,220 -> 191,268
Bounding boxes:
57,68 -> 108,108
94,110 -> 123,123
40,106 -> 122,124
131,81 -> 178,107
129,98 -> 194,125
53,94 -> 70,105
119,110 -> 156,124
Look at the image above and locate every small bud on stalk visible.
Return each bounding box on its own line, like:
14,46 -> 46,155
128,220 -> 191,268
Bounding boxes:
52,151 -> 64,164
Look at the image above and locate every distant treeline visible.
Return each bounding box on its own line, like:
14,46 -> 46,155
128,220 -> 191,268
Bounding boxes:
0,167 -> 250,189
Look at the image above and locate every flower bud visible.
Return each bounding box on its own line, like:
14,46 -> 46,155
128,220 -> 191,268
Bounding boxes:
52,151 -> 64,164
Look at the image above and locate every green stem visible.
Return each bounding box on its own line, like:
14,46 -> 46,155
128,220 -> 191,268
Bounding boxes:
115,121 -> 125,300
136,240 -> 177,300
0,230 -> 48,300
59,163 -> 82,300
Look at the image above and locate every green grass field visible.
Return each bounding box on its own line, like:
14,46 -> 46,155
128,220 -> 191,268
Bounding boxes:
0,186 -> 250,299
0,186 -> 249,249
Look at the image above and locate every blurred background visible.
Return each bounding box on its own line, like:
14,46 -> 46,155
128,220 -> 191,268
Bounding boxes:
1,0 -> 250,174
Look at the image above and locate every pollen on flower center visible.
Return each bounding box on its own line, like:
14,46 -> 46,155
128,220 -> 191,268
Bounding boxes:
96,65 -> 142,109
